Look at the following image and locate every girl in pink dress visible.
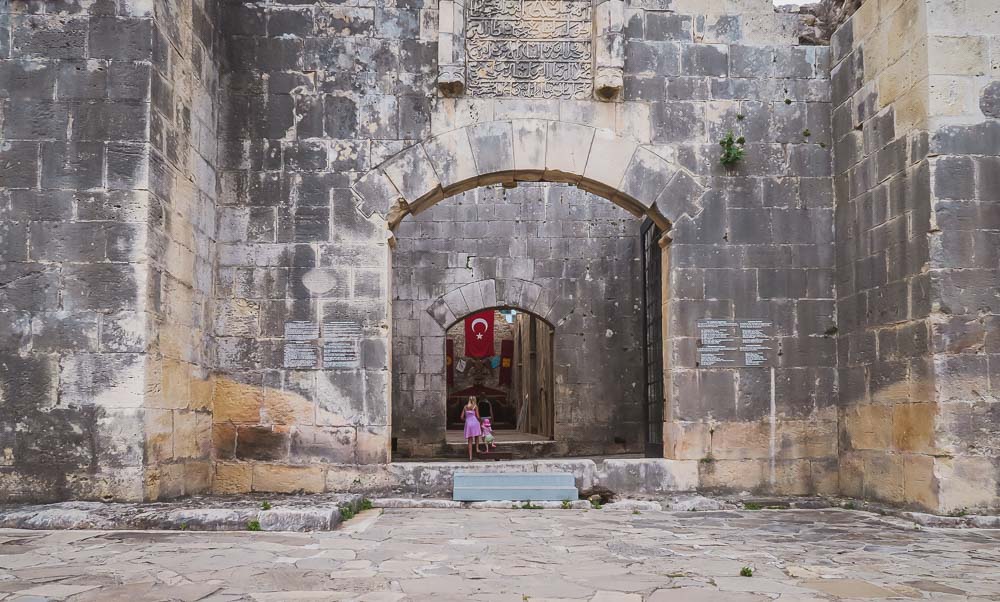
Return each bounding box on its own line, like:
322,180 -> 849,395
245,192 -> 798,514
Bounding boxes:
462,396 -> 484,461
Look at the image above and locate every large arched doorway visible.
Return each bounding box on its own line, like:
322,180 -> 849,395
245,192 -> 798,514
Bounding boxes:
389,183 -> 651,459
351,119 -> 703,462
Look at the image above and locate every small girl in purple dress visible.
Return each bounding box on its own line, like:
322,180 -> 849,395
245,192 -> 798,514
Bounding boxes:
462,396 -> 484,461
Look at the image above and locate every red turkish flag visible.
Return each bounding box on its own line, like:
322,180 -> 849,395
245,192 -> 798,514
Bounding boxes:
464,310 -> 494,358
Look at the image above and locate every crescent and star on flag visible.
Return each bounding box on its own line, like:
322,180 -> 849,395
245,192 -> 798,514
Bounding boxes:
471,317 -> 489,340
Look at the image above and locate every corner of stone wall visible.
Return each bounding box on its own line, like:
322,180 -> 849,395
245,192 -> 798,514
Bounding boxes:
832,0 -> 1000,514
140,0 -> 223,500
920,0 -> 1000,514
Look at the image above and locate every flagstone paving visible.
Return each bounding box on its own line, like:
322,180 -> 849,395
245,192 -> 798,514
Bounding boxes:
0,508 -> 997,601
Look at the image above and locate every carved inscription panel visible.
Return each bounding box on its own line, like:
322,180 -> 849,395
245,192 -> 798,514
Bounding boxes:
466,0 -> 593,99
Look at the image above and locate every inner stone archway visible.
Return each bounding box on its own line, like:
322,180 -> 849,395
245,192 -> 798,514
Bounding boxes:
443,308 -> 555,447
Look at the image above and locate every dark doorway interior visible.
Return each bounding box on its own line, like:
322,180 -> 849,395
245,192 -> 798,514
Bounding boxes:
445,309 -> 554,441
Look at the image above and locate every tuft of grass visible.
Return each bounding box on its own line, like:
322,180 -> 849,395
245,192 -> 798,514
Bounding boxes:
520,501 -> 542,510
949,508 -> 968,517
590,499 -> 603,510
843,501 -> 856,510
736,114 -> 745,121
743,502 -> 763,511
802,129 -> 812,137
784,98 -> 792,105
179,522 -> 188,531
340,506 -> 356,521
719,132 -> 745,167
632,510 -> 641,515
740,566 -> 753,577
361,498 -> 373,511
561,500 -> 571,510
260,501 -> 272,511
247,520 -> 261,531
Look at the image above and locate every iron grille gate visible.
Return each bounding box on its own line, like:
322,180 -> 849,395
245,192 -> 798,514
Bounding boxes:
640,218 -> 664,457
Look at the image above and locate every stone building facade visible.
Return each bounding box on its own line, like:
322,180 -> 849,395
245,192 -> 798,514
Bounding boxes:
0,0 -> 998,514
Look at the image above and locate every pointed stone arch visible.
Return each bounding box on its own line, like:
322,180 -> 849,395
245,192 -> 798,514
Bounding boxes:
351,119 -> 705,230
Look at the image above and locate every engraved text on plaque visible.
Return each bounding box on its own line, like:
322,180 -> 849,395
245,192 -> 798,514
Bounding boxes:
466,0 -> 593,99
696,319 -> 775,368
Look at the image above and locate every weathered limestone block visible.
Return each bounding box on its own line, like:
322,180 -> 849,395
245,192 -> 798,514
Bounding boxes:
259,508 -> 339,531
664,422 -> 711,460
511,119 -> 548,175
252,464 -> 326,494
593,0 -> 625,100
458,280 -> 485,313
699,459 -> 767,491
545,121 -> 596,183
655,170 -> 705,224
467,121 -> 515,178
619,147 -> 675,210
382,144 -> 443,214
426,297 -> 458,330
903,453 -> 938,510
442,286 -> 471,321
598,459 -> 699,494
353,169 -> 404,219
212,379 -> 262,423
582,128 -> 638,195
422,129 -> 478,192
478,279 -> 498,309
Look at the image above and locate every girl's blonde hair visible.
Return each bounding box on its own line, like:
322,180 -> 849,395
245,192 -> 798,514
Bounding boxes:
465,396 -> 478,408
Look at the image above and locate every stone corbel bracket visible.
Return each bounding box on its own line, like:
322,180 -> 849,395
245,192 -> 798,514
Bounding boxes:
438,0 -> 466,96
593,0 -> 624,101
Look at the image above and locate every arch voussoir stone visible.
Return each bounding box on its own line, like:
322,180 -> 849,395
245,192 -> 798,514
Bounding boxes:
352,168 -> 402,218
655,170 -> 705,225
352,119 -> 707,230
423,128 -> 478,193
467,120 -> 515,179
459,280 -> 485,314
425,278 -> 577,332
427,297 -> 457,331
619,147 -> 675,211
382,144 -> 442,214
544,120 -> 596,183
441,287 -> 470,322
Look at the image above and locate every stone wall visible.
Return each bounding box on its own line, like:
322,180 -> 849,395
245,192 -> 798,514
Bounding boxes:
0,0 -> 223,502
392,183 -> 644,457
923,1 -> 1000,512
641,17 -> 839,494
210,0 -> 395,494
832,0 -> 935,509
4,0 -> 997,510
0,2 -> 154,501
834,0 -> 1000,513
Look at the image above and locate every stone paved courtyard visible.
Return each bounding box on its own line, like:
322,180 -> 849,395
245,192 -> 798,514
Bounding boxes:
0,508 -> 997,601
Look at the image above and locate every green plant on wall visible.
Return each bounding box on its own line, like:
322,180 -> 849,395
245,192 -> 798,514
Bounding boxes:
719,131 -> 746,166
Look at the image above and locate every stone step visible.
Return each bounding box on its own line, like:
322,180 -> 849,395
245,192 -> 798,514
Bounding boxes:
453,471 -> 578,501
475,450 -> 514,460
440,440 -> 559,460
